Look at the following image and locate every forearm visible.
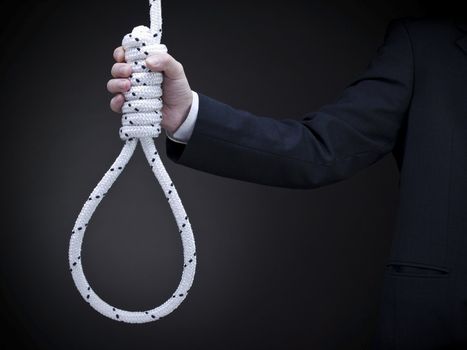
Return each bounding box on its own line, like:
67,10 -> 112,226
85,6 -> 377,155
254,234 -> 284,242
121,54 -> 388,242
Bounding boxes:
165,19 -> 413,189
166,93 -> 394,189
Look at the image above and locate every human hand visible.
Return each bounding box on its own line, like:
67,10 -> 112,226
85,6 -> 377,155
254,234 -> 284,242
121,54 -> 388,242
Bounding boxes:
107,46 -> 193,134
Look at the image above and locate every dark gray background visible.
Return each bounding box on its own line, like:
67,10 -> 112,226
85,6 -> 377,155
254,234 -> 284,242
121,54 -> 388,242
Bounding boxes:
0,0 -> 434,349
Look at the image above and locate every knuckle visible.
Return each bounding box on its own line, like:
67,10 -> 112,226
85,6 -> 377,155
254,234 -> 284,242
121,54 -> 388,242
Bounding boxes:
110,98 -> 121,113
114,47 -> 124,60
106,80 -> 112,91
176,61 -> 184,73
165,54 -> 183,74
160,54 -> 171,65
111,63 -> 119,74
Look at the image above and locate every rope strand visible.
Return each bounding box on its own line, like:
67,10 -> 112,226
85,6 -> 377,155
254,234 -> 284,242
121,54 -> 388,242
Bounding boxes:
68,0 -> 197,324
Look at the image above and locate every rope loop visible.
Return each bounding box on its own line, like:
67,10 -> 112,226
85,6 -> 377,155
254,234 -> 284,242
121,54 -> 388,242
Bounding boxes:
69,0 -> 197,324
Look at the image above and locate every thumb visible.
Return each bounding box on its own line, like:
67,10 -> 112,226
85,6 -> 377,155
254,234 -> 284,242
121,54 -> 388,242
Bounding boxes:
145,53 -> 185,80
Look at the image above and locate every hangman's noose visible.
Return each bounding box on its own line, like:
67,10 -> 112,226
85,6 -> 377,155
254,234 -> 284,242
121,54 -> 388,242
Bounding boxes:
68,0 -> 197,324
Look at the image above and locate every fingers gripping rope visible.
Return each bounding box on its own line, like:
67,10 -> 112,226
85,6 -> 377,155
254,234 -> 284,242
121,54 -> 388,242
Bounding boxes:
68,0 -> 197,324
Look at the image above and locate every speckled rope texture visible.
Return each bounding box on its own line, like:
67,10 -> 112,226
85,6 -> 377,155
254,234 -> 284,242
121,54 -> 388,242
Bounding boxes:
68,0 -> 197,323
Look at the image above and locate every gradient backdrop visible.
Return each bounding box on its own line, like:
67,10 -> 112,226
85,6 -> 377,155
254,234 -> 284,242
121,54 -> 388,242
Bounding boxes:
1,0 -> 427,349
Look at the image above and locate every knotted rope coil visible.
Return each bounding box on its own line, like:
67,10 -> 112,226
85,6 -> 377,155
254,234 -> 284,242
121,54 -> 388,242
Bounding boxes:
68,0 -> 197,324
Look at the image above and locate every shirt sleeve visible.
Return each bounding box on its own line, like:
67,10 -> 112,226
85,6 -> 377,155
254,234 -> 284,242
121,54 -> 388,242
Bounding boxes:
165,90 -> 199,144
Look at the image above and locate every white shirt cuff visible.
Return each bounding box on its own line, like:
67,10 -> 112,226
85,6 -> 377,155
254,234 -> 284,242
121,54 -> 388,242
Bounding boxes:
165,90 -> 199,144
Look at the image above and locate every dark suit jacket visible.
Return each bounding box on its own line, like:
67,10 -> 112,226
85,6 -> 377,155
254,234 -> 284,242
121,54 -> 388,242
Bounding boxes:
166,18 -> 467,349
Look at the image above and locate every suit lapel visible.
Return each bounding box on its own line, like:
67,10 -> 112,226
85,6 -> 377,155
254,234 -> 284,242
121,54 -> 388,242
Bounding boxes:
456,23 -> 467,56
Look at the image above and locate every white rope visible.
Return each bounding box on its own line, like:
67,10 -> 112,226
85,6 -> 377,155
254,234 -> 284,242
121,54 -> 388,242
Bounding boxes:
68,0 -> 197,324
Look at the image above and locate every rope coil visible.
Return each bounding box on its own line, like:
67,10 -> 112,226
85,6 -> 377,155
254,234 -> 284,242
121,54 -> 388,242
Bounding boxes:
68,0 -> 197,324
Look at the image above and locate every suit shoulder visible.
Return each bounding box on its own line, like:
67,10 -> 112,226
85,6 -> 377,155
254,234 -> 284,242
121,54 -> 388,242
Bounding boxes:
392,16 -> 457,37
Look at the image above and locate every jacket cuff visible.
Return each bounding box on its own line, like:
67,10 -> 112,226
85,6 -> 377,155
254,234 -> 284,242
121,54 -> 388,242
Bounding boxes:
165,93 -> 228,166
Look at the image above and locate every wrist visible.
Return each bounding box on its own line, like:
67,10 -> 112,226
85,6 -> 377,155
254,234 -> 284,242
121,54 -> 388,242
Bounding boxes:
165,91 -> 198,143
163,94 -> 193,134
174,100 -> 192,133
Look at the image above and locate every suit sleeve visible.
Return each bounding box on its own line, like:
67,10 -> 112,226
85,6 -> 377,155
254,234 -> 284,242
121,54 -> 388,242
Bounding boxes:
165,19 -> 414,189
